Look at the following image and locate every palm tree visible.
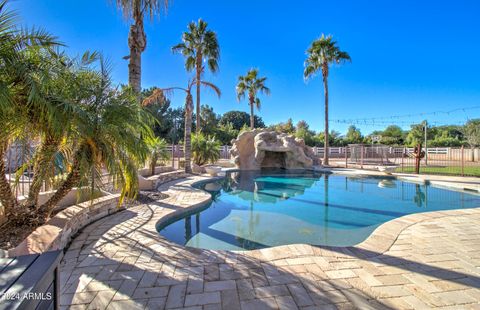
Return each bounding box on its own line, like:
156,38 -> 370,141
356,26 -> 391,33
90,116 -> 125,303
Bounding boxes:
191,133 -> 221,166
143,79 -> 220,173
172,19 -> 220,133
304,34 -> 351,165
113,0 -> 168,93
236,69 -> 270,129
146,136 -> 170,176
37,58 -> 154,220
10,51 -> 101,221
0,0 -> 61,217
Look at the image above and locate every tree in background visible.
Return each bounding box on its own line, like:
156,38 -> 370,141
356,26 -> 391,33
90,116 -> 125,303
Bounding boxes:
344,125 -> 363,144
464,119 -> 480,147
143,79 -> 220,173
214,122 -> 238,145
405,123 -> 434,147
141,87 -> 191,142
199,104 -> 220,136
236,68 -> 270,129
219,111 -> 265,130
173,19 -> 220,133
465,119 -> 480,161
315,131 -> 342,146
429,125 -> 463,147
269,118 -> 295,134
295,120 -> 316,146
113,0 -> 168,93
142,87 -> 171,136
379,125 -> 405,145
166,108 -> 190,143
239,124 -> 251,134
429,131 -> 462,147
304,34 -> 351,165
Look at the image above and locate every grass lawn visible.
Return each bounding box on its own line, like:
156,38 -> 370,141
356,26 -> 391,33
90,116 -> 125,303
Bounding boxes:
396,166 -> 480,177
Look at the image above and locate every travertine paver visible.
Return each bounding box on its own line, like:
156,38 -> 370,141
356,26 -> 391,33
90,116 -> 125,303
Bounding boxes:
60,176 -> 480,309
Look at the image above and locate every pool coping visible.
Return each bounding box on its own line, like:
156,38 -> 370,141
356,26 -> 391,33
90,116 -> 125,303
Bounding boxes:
147,170 -> 480,262
60,170 -> 480,310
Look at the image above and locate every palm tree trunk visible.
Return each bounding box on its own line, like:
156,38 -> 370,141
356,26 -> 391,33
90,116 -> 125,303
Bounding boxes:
184,94 -> 193,173
24,135 -> 59,208
0,142 -> 17,216
249,96 -> 255,129
37,148 -> 83,219
195,56 -> 202,133
128,16 -> 146,93
323,78 -> 329,166
150,154 -> 158,176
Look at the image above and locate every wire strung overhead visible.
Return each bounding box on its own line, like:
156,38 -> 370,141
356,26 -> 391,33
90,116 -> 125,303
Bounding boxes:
331,105 -> 480,124
330,105 -> 479,128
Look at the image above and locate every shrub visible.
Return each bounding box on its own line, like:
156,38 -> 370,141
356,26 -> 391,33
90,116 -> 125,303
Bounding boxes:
146,136 -> 170,175
191,133 -> 221,166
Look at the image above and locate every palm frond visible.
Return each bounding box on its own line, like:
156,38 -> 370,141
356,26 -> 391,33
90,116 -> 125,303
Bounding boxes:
236,68 -> 270,104
173,18 -> 220,75
112,0 -> 169,21
304,33 -> 351,81
199,80 -> 221,98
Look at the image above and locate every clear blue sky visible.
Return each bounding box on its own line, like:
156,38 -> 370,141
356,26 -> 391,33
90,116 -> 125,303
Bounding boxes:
10,0 -> 480,134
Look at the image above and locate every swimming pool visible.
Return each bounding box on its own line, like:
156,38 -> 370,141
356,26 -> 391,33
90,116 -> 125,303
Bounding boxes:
158,169 -> 480,250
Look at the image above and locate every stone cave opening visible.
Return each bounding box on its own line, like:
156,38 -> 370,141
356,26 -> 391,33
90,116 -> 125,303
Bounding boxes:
261,151 -> 287,169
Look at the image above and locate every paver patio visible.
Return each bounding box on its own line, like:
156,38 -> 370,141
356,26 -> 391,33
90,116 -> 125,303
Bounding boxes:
59,176 -> 480,309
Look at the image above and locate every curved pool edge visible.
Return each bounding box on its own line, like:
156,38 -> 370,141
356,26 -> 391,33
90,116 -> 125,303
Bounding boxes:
150,171 -> 480,262
60,172 -> 480,310
152,176 -> 218,233
343,206 -> 480,258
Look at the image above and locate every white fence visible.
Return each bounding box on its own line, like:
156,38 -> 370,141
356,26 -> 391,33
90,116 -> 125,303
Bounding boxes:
312,147 -> 450,157
165,145 -> 467,161
166,145 -> 231,159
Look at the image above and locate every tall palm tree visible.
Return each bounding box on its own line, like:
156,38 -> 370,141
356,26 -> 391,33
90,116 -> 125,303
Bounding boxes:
113,0 -> 169,93
172,19 -> 220,133
236,69 -> 270,129
143,79 -> 220,173
304,34 -> 351,165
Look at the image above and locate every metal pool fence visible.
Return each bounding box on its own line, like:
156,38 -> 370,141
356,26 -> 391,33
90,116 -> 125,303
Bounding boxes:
165,145 -> 232,160
316,145 -> 480,177
3,143 -> 233,199
3,143 -> 478,202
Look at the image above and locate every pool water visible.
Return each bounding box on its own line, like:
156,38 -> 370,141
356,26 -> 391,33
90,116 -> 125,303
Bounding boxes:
158,170 -> 480,250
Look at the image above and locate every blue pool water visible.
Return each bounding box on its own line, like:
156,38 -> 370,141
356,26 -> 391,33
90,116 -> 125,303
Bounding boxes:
158,170 -> 480,250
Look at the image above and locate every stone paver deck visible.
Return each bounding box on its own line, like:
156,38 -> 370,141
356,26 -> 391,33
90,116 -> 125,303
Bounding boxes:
60,176 -> 480,309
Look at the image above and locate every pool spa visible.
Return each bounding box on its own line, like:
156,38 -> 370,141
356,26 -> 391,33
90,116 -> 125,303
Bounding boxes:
158,170 -> 480,251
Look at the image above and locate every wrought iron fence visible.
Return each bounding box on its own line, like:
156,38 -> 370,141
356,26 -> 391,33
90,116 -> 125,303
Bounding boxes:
4,142 -> 35,198
165,145 -> 231,160
3,143 -> 478,204
3,144 -> 232,200
322,145 -> 480,177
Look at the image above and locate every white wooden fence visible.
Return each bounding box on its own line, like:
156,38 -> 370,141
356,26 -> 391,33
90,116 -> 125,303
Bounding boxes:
312,147 -> 449,156
164,145 -> 469,161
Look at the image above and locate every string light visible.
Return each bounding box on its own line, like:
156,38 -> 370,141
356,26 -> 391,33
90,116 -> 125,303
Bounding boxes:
331,105 -> 480,124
